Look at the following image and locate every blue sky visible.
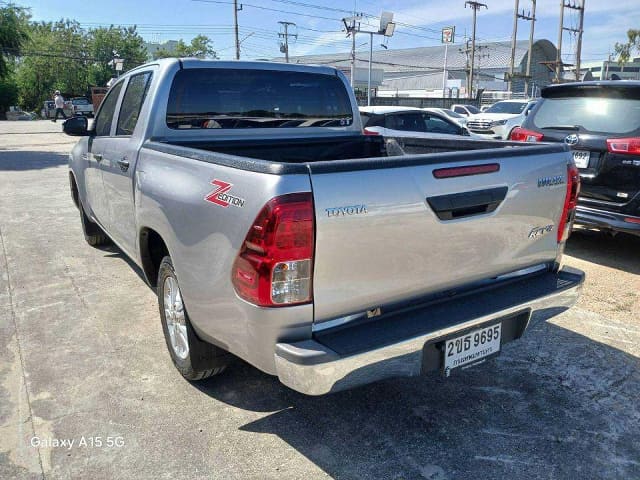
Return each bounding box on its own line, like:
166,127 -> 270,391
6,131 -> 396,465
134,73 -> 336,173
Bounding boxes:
21,0 -> 640,64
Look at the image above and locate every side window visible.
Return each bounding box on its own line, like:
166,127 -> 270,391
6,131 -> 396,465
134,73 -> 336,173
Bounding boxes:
424,114 -> 460,135
117,72 -> 153,136
390,113 -> 427,132
94,82 -> 123,137
454,106 -> 464,114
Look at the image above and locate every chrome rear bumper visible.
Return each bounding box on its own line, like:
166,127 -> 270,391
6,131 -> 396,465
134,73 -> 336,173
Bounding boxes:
275,267 -> 584,395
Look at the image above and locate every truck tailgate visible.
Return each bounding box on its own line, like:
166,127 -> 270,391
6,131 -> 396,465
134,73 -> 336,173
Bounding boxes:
309,147 -> 570,323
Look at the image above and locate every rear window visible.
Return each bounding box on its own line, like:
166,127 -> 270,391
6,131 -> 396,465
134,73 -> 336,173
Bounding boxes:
485,101 -> 527,114
532,96 -> 640,134
166,68 -> 353,129
72,98 -> 89,105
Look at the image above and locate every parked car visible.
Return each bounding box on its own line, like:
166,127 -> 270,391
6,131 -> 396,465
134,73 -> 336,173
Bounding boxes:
41,100 -> 72,119
360,106 -> 470,139
70,97 -> 95,117
466,99 -> 534,140
63,59 -> 583,395
423,107 -> 468,127
511,81 -> 640,237
451,104 -> 481,116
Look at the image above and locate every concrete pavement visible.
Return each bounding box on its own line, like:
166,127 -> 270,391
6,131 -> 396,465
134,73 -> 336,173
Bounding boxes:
0,121 -> 638,479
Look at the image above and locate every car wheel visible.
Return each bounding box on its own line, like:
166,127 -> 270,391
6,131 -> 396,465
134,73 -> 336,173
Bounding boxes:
157,256 -> 228,381
79,201 -> 110,246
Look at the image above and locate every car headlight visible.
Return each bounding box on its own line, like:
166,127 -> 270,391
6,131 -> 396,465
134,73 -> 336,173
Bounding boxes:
491,119 -> 508,126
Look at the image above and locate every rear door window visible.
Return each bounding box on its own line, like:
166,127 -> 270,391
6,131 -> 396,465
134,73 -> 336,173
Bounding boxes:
166,68 -> 353,129
386,113 -> 427,132
117,71 -> 153,136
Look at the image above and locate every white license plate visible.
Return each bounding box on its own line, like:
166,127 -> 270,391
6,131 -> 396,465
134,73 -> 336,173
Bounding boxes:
573,150 -> 590,168
444,323 -> 501,375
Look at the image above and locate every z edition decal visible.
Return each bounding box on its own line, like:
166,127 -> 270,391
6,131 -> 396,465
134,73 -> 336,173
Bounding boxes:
204,179 -> 245,208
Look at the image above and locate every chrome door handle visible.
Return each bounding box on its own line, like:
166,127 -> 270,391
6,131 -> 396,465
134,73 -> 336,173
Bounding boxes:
117,159 -> 130,172
93,153 -> 103,162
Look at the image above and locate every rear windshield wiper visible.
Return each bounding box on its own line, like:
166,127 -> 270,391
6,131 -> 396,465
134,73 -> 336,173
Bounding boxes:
540,125 -> 580,131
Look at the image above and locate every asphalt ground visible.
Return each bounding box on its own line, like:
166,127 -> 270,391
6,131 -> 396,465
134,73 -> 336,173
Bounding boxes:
1,121 -> 639,480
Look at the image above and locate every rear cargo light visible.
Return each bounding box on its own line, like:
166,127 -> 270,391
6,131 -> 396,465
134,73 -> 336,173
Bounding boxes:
557,163 -> 581,243
624,216 -> 640,224
363,128 -> 380,136
606,137 -> 640,155
232,193 -> 314,307
509,127 -> 544,142
433,163 -> 499,179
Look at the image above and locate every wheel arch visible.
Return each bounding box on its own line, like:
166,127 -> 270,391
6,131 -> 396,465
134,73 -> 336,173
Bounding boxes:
139,227 -> 170,287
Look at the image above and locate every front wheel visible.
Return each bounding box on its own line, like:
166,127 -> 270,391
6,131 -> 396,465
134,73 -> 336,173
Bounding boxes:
157,256 -> 228,381
79,201 -> 110,246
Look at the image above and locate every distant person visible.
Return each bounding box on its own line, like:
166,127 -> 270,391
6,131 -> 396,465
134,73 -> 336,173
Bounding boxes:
52,90 -> 67,122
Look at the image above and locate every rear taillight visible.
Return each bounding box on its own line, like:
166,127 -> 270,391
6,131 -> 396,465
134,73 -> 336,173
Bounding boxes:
606,137 -> 640,155
232,193 -> 314,307
509,127 -> 544,142
557,163 -> 581,243
363,128 -> 380,135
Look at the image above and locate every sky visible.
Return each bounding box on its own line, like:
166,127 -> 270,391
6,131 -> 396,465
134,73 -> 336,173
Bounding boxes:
18,0 -> 640,65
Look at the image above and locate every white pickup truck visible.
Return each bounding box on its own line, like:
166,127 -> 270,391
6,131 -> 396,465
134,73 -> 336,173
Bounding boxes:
63,59 -> 584,395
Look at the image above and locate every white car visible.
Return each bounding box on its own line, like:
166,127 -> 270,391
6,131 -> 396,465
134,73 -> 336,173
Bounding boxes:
359,106 -> 471,140
451,104 -> 481,116
423,107 -> 468,128
466,100 -> 537,140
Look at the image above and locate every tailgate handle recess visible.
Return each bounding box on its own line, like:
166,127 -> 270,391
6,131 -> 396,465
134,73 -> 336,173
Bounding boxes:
427,186 -> 508,220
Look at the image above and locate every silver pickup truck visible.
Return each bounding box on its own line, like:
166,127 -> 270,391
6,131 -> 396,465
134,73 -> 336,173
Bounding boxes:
64,59 -> 584,395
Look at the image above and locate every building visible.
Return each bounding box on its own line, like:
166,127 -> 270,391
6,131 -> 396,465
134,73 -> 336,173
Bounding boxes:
580,58 -> 640,81
283,39 -> 559,99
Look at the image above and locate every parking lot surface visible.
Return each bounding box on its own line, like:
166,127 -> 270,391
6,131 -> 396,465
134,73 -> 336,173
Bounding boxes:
1,121 -> 639,479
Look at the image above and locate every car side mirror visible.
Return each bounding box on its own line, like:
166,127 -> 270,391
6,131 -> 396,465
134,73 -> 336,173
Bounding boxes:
63,116 -> 89,136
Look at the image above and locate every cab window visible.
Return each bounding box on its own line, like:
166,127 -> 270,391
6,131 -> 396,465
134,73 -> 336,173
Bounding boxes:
117,72 -> 153,136
94,82 -> 123,137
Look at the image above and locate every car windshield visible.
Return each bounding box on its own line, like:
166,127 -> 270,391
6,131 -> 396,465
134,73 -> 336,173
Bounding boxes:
532,96 -> 640,134
166,68 -> 353,129
443,109 -> 464,119
485,102 -> 527,114
464,105 -> 480,114
72,98 -> 89,105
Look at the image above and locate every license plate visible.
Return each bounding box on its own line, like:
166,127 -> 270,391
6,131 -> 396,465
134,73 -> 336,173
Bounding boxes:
443,323 -> 501,376
573,150 -> 590,168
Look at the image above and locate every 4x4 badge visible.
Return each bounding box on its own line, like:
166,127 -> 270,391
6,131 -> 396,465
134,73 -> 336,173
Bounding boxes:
564,134 -> 579,145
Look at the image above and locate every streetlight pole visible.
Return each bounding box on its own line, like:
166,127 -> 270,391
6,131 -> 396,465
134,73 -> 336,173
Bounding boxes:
367,32 -> 373,106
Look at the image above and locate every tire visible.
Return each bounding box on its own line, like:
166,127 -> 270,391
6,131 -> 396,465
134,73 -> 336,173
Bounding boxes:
79,201 -> 110,247
157,256 -> 228,381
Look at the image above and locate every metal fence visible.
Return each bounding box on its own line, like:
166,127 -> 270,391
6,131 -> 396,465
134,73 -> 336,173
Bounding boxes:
357,97 -> 481,109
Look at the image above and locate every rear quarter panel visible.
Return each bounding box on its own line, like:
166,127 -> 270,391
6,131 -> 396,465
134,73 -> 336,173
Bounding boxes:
135,147 -> 314,373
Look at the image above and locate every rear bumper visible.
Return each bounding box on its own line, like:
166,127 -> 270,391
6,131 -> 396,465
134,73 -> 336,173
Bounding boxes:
575,205 -> 640,236
275,267 -> 584,395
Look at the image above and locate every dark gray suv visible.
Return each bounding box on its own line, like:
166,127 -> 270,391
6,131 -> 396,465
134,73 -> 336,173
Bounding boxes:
510,81 -> 640,236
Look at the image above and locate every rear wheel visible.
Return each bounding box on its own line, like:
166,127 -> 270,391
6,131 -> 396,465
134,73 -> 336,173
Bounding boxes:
157,256 -> 228,380
79,201 -> 109,246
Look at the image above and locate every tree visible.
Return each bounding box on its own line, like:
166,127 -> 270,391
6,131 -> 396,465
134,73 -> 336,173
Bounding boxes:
15,20 -> 89,110
153,35 -> 217,59
615,29 -> 640,64
0,5 -> 29,80
87,26 -> 147,87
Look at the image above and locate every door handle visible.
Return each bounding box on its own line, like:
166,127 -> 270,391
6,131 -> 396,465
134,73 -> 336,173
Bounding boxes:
93,153 -> 103,162
117,159 -> 130,172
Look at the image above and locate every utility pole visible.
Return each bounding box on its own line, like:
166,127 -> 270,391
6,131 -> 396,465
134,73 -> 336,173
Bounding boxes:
343,15 -> 362,87
278,21 -> 297,63
465,1 -> 487,98
555,0 -> 585,82
233,0 -> 241,60
524,0 -> 536,95
508,0 -> 536,95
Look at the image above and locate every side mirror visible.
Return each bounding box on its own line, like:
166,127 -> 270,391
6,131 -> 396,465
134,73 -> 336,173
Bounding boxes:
63,116 -> 89,136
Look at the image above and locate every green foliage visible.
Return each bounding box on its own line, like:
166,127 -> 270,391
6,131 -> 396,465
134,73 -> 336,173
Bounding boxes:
153,35 -> 217,59
615,29 -> 640,64
0,6 -> 30,79
86,26 -> 148,87
0,75 -> 19,117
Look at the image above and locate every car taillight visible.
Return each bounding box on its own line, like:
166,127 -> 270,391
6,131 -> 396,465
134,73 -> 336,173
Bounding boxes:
509,127 -> 543,142
232,193 -> 314,307
606,137 -> 640,155
363,128 -> 380,135
557,163 -> 580,243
